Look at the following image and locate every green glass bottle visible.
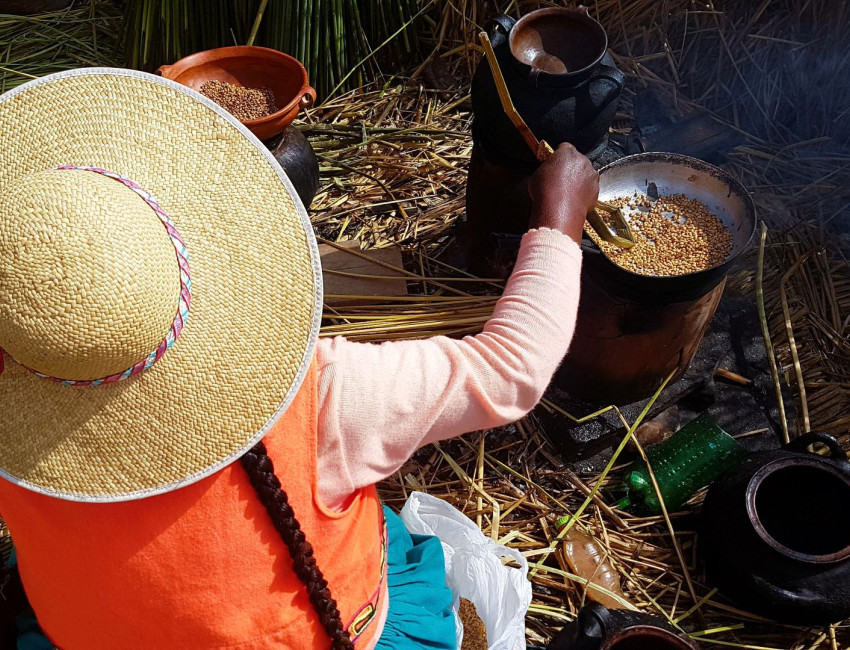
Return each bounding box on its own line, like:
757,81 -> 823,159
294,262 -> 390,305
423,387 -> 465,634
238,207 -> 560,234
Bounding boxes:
618,413 -> 747,514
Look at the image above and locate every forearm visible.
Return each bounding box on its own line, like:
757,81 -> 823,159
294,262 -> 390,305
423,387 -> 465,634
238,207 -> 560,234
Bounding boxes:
315,228 -> 582,509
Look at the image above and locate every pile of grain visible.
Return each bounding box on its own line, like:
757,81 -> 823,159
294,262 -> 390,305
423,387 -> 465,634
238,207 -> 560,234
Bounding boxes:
199,80 -> 278,121
589,193 -> 733,276
459,598 -> 488,650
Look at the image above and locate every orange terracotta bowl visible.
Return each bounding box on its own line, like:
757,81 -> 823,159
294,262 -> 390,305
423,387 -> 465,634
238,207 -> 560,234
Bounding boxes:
157,45 -> 316,142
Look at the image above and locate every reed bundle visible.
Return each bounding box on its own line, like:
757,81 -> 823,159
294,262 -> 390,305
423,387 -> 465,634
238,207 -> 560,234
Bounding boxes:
120,0 -> 423,99
0,0 -> 122,92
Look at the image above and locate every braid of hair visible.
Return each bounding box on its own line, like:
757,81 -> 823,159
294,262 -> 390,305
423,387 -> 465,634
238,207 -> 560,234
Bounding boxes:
241,441 -> 355,650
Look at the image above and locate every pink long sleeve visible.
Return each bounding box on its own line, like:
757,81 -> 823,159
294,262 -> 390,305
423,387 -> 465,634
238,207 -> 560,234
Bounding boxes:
314,228 -> 582,510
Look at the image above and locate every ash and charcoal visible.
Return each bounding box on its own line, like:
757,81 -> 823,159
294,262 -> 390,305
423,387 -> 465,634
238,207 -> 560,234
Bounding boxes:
539,290 -> 797,472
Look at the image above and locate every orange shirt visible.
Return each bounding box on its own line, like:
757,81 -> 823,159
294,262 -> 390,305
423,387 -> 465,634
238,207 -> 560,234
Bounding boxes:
0,362 -> 387,649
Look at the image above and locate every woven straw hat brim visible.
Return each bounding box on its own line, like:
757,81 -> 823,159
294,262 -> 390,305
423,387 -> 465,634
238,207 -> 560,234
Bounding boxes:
0,69 -> 322,501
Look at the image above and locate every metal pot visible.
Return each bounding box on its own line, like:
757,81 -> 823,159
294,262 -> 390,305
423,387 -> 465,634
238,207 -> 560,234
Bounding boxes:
701,432 -> 850,625
470,8 -> 625,172
554,153 -> 756,405
548,603 -> 697,650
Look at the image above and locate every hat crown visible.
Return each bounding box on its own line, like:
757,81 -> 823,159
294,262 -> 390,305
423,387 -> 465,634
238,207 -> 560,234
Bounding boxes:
0,169 -> 180,381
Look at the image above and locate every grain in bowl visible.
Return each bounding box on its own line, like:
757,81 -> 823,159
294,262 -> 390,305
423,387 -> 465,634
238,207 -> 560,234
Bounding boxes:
199,80 -> 278,121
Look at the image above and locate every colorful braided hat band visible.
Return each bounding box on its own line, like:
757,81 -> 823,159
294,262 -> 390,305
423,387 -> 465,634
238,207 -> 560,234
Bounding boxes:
0,166 -> 191,386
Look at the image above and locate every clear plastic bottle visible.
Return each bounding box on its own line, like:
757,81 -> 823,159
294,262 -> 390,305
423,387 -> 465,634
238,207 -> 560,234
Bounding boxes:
556,516 -> 628,610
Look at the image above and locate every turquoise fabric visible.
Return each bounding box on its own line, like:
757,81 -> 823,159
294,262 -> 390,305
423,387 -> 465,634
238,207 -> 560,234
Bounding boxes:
15,617 -> 53,650
8,547 -> 53,650
375,506 -> 457,650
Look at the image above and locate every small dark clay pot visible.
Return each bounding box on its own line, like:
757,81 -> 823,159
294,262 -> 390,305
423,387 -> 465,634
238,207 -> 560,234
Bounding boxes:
266,126 -> 319,209
548,603 -> 697,650
701,432 -> 850,625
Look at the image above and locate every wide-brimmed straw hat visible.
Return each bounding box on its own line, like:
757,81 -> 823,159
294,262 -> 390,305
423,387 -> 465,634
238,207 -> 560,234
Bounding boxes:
0,68 -> 322,502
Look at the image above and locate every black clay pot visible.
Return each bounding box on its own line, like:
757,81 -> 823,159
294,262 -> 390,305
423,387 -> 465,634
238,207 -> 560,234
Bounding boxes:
266,126 -> 319,209
548,603 -> 697,650
470,8 -> 625,172
466,7 -> 625,277
701,432 -> 850,625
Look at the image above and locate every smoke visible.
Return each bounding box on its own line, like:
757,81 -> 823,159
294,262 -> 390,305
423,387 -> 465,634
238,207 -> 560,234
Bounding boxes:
595,0 -> 850,234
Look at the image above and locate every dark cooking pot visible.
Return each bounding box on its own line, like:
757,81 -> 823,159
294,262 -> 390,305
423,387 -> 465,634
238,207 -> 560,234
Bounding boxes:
554,153 -> 756,405
267,126 -> 320,209
470,7 -> 625,171
701,432 -> 850,625
548,603 -> 697,650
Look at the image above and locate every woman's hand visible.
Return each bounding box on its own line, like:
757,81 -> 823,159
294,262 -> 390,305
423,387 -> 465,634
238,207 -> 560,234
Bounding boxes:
528,143 -> 599,243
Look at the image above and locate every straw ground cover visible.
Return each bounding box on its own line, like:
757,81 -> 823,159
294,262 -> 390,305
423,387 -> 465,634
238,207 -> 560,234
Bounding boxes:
1,0 -> 849,647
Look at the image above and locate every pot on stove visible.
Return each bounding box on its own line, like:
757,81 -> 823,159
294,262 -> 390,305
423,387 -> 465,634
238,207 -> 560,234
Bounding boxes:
466,7 -> 625,278
470,8 -> 625,171
700,432 -> 850,625
554,153 -> 756,405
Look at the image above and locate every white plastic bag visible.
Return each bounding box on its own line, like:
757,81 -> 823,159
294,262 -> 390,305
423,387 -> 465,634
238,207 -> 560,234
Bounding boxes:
400,491 -> 532,650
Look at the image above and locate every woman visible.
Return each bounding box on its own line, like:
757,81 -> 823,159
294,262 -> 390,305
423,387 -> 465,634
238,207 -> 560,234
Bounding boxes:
0,68 -> 595,649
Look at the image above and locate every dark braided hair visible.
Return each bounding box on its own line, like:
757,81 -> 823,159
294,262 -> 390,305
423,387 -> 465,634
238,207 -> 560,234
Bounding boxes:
241,441 -> 355,650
